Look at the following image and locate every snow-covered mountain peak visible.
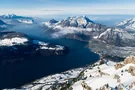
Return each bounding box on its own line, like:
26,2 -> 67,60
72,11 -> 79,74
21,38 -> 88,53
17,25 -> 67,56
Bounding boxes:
116,18 -> 135,30
42,16 -> 108,38
58,16 -> 94,27
49,19 -> 58,24
1,14 -> 17,19
43,16 -> 102,30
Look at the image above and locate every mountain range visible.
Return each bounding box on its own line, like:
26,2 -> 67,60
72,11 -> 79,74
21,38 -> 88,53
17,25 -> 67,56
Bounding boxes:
2,15 -> 135,90
0,14 -> 34,24
42,16 -> 135,58
116,18 -> 135,31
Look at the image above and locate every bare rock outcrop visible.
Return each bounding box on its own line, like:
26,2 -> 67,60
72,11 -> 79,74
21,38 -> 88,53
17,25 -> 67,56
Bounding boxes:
114,63 -> 124,70
128,66 -> 135,76
124,56 -> 135,64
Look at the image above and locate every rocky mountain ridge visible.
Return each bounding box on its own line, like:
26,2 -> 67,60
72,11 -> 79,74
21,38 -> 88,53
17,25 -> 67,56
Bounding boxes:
116,18 -> 135,31
0,14 -> 34,24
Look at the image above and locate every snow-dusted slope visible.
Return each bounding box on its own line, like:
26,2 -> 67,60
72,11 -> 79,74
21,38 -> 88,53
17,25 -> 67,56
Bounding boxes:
10,56 -> 135,90
72,59 -> 135,90
116,18 -> 135,30
98,28 -> 135,46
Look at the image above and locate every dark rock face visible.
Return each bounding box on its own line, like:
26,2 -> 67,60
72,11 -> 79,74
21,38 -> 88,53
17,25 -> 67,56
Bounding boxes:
0,31 -> 69,65
0,19 -> 8,30
0,19 -> 6,25
49,19 -> 58,24
64,33 -> 92,42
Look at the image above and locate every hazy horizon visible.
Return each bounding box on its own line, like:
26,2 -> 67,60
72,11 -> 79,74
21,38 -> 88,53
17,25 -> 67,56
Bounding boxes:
1,0 -> 135,16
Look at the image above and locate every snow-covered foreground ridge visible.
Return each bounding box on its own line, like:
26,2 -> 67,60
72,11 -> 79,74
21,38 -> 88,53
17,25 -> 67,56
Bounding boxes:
9,56 -> 135,90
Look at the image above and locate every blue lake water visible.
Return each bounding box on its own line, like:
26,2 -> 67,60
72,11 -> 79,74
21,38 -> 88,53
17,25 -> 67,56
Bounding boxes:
0,24 -> 99,89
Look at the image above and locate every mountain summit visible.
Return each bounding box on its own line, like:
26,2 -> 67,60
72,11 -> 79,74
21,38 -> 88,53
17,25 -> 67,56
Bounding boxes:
43,16 -> 107,32
116,18 -> 135,30
56,16 -> 95,28
0,14 -> 34,24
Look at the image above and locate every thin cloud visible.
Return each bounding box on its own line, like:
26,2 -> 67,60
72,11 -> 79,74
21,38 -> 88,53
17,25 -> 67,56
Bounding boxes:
1,4 -> 135,16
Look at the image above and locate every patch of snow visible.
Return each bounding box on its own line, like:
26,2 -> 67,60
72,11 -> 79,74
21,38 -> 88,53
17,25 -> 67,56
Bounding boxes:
0,37 -> 28,46
56,45 -> 64,50
33,40 -> 48,46
17,19 -> 33,24
22,68 -> 84,90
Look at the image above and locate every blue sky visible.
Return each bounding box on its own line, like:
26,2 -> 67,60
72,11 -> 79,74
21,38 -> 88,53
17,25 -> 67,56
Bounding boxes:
1,0 -> 135,16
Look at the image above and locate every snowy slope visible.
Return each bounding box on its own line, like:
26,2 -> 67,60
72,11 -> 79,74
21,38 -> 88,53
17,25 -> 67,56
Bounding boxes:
9,56 -> 135,90
116,18 -> 135,30
98,28 -> 135,46
72,59 -> 135,90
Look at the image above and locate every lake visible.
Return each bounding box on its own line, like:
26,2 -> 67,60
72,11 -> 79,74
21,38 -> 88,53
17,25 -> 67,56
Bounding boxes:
0,24 -> 99,89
